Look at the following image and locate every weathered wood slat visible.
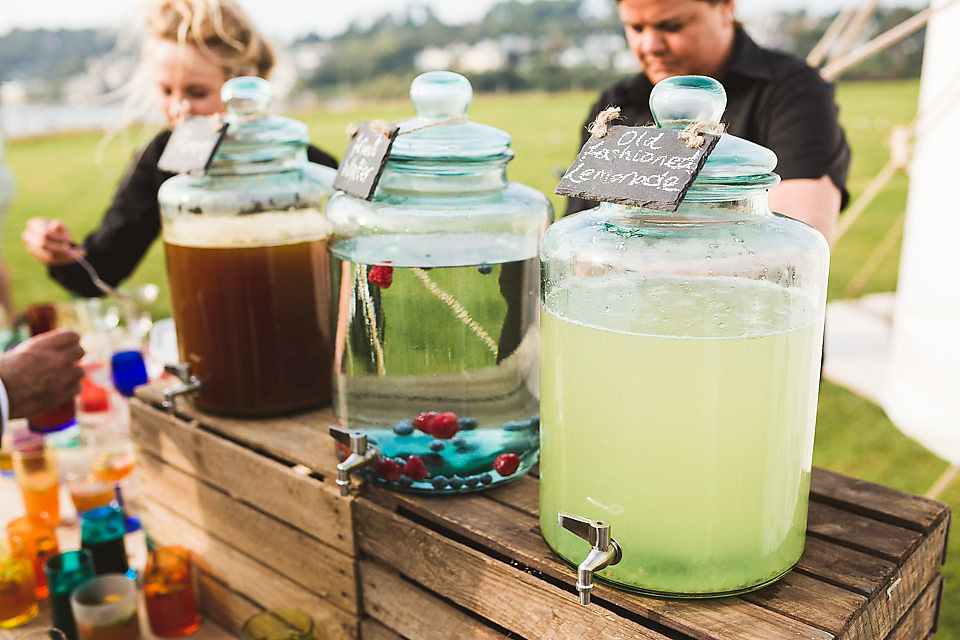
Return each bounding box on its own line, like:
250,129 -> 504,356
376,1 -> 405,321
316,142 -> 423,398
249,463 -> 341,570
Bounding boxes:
806,501 -> 922,562
794,538 -> 894,596
193,570 -> 261,637
742,572 -> 866,637
810,468 -> 948,533
843,517 -> 950,640
135,448 -> 359,614
359,619 -> 407,640
356,499 -> 677,640
360,559 -> 509,640
138,496 -> 359,640
882,577 -> 943,640
131,399 -> 355,555
357,496 -> 834,640
135,385 -> 339,477
130,388 -> 950,640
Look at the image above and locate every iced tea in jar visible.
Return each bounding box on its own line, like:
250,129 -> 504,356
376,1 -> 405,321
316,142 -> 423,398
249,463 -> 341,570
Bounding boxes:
158,77 -> 336,416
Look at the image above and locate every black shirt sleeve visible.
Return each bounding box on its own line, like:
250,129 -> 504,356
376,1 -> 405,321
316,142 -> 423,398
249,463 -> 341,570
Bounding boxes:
307,144 -> 338,169
48,131 -> 173,297
754,64 -> 851,209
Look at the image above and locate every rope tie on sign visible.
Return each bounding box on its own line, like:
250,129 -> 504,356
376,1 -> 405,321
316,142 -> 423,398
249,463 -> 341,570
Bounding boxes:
345,116 -> 467,140
678,122 -> 726,149
587,106 -> 621,138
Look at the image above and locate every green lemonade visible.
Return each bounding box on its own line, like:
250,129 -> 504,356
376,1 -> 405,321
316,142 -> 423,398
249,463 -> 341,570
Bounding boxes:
540,275 -> 822,596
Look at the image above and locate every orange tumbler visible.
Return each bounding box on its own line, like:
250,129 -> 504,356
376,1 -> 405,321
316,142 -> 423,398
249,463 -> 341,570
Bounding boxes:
143,546 -> 201,637
6,516 -> 59,599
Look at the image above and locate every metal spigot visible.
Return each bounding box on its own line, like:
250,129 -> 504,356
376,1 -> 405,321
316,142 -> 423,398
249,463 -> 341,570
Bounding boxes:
161,363 -> 203,413
558,512 -> 623,605
329,425 -> 380,496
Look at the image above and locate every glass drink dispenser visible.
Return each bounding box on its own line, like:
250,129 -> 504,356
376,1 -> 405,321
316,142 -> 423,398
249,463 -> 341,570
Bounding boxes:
327,71 -> 552,494
158,77 -> 336,416
539,76 -> 829,599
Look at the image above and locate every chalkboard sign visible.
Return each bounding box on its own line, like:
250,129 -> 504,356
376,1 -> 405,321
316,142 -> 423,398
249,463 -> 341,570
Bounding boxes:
333,121 -> 400,200
555,125 -> 719,212
157,115 -> 228,174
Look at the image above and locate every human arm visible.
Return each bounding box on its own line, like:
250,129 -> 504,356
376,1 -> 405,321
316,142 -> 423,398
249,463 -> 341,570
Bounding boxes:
769,175 -> 842,247
0,328 -> 84,430
26,132 -> 172,297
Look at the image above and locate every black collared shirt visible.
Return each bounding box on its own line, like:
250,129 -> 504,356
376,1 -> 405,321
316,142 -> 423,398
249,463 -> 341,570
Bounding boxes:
565,27 -> 851,216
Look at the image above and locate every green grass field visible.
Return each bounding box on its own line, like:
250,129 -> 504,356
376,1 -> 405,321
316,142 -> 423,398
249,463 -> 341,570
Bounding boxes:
3,79 -> 956,636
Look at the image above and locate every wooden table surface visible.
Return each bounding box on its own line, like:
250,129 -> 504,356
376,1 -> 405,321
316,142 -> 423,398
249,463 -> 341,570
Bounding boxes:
128,383 -> 952,640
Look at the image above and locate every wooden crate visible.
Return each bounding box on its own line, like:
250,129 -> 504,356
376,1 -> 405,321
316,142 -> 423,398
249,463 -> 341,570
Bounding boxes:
130,383 -> 950,640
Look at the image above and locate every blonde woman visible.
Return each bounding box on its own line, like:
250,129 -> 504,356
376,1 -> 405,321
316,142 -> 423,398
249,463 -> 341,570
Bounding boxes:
22,0 -> 337,296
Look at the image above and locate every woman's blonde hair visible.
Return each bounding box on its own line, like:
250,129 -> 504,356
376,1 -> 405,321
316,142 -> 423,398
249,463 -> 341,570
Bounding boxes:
101,0 -> 274,151
145,0 -> 274,79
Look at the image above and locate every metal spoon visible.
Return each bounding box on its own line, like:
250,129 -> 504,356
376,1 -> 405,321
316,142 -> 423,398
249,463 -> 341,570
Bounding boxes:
74,255 -> 130,301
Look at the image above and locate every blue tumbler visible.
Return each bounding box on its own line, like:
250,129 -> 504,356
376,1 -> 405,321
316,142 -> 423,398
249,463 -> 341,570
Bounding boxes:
110,350 -> 149,397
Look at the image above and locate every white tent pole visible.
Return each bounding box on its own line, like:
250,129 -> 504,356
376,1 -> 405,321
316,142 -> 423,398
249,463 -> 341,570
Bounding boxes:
926,465 -> 960,500
827,0 -> 880,62
808,7 -> 858,67
822,0 -> 960,81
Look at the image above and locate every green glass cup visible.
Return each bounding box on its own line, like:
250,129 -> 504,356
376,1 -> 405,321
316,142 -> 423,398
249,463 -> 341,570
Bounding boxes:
44,549 -> 95,640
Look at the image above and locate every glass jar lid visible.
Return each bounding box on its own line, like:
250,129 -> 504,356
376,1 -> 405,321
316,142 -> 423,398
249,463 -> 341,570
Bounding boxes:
211,76 -> 309,166
649,75 -> 777,183
389,71 -> 513,161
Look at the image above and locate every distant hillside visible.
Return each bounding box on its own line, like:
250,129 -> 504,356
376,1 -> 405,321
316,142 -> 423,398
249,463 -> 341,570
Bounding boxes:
0,1 -> 926,104
0,28 -> 117,99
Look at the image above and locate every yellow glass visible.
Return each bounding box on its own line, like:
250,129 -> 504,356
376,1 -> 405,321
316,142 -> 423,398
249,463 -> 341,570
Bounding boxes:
0,540 -> 39,629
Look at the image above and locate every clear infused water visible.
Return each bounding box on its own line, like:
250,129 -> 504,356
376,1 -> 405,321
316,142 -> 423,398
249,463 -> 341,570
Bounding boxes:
330,233 -> 541,492
539,275 -> 822,596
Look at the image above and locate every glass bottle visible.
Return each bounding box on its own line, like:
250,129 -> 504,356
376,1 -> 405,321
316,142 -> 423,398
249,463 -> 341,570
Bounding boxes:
158,77 -> 336,416
326,71 -> 552,493
539,76 -> 829,597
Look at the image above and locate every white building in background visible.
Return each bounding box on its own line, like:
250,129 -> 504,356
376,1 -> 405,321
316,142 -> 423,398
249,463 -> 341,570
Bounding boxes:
0,81 -> 28,105
459,39 -> 509,73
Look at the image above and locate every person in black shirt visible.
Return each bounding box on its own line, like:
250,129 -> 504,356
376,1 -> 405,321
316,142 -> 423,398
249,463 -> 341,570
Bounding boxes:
21,0 -> 338,297
567,0 -> 850,246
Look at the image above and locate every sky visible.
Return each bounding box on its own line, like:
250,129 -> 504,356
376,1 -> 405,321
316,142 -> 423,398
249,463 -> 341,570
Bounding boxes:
0,0 -> 930,42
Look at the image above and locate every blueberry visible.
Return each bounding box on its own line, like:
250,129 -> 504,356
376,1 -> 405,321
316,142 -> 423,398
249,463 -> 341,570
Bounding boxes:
393,420 -> 414,436
420,453 -> 445,467
477,263 -> 493,274
431,475 -> 449,489
464,475 -> 481,488
395,475 -> 414,487
504,420 -> 528,431
447,476 -> 463,490
458,417 -> 479,430
529,414 -> 540,430
429,440 -> 445,452
479,473 -> 493,485
451,436 -> 468,449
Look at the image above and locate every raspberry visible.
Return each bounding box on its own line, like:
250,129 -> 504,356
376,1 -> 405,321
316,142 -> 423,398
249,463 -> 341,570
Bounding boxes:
402,455 -> 429,481
376,458 -> 402,481
430,412 -> 459,439
368,265 -> 394,288
493,453 -> 521,477
413,411 -> 439,434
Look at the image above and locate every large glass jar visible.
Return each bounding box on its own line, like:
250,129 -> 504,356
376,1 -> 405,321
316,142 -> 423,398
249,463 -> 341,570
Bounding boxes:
158,77 -> 336,416
539,76 -> 829,597
326,71 -> 552,493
